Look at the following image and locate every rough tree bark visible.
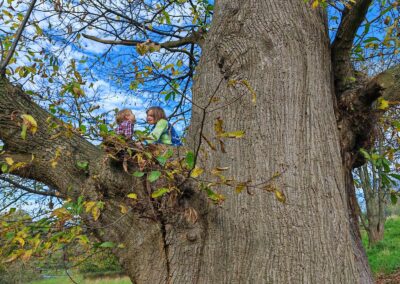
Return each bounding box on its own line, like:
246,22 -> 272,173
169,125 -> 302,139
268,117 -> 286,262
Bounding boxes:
1,0 -> 400,283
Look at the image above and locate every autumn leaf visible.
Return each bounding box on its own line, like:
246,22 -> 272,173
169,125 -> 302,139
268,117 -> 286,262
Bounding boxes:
275,190 -> 286,203
14,237 -> 25,247
92,206 -> 100,221
220,131 -> 245,138
21,114 -> 38,136
120,204 -> 128,214
214,117 -> 224,136
5,157 -> 14,165
190,167 -> 204,178
151,187 -> 169,198
377,97 -> 389,110
84,201 -> 96,213
127,193 -> 138,199
240,80 -> 257,103
235,183 -> 246,193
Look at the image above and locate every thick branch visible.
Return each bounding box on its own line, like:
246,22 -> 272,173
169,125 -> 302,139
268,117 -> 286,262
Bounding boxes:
82,30 -> 204,49
374,65 -> 400,102
337,64 -> 400,168
0,78 -> 131,197
331,0 -> 373,94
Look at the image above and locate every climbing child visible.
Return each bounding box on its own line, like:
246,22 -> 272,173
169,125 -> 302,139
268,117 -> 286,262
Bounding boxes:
115,109 -> 136,139
144,106 -> 182,146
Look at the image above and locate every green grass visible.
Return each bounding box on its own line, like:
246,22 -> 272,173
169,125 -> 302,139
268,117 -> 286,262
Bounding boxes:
362,215 -> 400,275
30,274 -> 132,284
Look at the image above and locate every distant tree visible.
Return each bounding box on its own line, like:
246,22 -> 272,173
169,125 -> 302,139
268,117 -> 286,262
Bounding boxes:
355,111 -> 400,246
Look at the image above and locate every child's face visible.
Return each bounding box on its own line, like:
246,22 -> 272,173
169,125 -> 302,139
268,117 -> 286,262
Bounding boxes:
126,112 -> 135,123
146,110 -> 156,125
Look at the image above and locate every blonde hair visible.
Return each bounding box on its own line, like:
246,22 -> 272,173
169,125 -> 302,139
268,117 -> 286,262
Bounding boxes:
116,109 -> 135,124
146,106 -> 167,123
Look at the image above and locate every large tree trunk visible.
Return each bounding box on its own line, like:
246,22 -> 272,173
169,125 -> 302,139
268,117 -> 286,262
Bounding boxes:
0,0 -> 378,283
186,0 -> 373,283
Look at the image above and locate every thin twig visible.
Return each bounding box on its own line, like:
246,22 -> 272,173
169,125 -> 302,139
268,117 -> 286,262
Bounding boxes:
0,0 -> 38,75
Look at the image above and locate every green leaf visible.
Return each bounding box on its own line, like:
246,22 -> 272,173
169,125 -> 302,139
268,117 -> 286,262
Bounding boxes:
390,191 -> 398,205
99,124 -> 108,134
392,120 -> 400,130
21,124 -> 27,140
389,174 -> 400,181
185,151 -> 195,169
382,158 -> 391,173
363,37 -> 380,43
99,241 -> 116,248
151,187 -> 169,198
359,148 -> 371,160
381,174 -> 392,187
162,11 -> 171,24
147,171 -> 161,182
133,171 -> 145,177
76,161 -> 89,170
156,156 -> 167,166
164,149 -> 174,159
202,184 -> 224,203
1,163 -> 8,173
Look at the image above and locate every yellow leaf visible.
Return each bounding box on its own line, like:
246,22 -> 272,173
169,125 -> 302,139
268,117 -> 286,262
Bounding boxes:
43,242 -> 52,250
227,79 -> 238,87
235,183 -> 246,193
14,237 -> 25,247
9,162 -> 27,172
240,80 -> 257,104
127,193 -> 138,199
92,206 -> 100,221
120,204 -> 128,214
5,157 -> 14,165
21,114 -> 38,134
220,131 -> 245,138
51,160 -> 58,168
3,252 -> 21,263
275,190 -> 286,203
52,207 -> 70,218
214,117 -> 224,135
190,167 -> 204,178
377,97 -> 389,110
312,0 -> 319,8
84,201 -> 96,213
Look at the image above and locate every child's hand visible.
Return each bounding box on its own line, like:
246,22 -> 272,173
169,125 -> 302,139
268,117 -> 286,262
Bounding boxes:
135,142 -> 144,150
